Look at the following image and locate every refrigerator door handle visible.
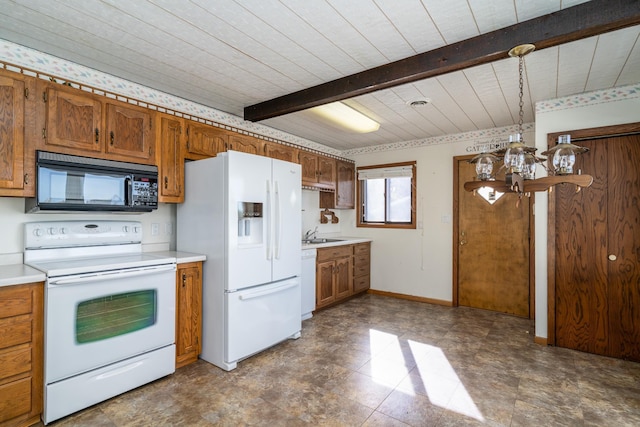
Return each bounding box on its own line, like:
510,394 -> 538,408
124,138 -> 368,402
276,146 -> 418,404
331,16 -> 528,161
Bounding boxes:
266,179 -> 272,261
274,180 -> 280,259
238,281 -> 298,301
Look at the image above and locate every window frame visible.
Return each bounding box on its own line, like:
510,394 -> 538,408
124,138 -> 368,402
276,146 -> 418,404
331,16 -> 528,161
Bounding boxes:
356,161 -> 417,229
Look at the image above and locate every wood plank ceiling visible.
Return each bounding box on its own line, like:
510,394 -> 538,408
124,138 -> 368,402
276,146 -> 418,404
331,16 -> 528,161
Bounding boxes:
1,0 -> 639,151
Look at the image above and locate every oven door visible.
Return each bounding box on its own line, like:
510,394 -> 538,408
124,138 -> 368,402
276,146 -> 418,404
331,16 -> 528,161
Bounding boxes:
45,264 -> 176,383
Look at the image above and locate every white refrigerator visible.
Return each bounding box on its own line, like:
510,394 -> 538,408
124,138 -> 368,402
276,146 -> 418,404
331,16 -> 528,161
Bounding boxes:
177,150 -> 302,371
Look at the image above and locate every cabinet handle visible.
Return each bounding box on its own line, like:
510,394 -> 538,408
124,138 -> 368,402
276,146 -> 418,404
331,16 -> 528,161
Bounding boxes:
164,176 -> 168,189
182,273 -> 187,287
110,131 -> 114,145
24,173 -> 29,185
95,128 -> 99,143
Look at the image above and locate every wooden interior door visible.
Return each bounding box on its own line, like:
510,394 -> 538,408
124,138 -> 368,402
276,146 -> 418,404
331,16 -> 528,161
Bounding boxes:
554,132 -> 640,361
455,157 -> 531,317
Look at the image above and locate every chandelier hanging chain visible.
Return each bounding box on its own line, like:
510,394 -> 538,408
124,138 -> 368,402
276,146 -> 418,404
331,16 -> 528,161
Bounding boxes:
518,54 -> 525,137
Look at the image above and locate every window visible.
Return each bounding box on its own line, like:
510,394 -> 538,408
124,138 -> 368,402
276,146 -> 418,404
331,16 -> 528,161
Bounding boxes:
357,161 -> 416,229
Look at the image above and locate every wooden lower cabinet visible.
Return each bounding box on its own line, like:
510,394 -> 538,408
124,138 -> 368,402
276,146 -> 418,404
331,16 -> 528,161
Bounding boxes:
353,242 -> 371,293
316,242 -> 370,310
0,282 -> 43,427
175,262 -> 203,369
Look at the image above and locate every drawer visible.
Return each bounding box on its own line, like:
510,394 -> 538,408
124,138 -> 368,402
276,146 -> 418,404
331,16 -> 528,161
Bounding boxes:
0,376 -> 31,423
0,286 -> 33,319
354,242 -> 370,256
0,346 -> 31,381
353,275 -> 370,293
353,263 -> 370,278
317,245 -> 352,262
354,253 -> 370,267
0,316 -> 32,351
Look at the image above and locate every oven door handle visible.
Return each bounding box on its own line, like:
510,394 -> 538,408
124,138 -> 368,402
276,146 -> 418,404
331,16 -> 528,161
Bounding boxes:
49,264 -> 176,286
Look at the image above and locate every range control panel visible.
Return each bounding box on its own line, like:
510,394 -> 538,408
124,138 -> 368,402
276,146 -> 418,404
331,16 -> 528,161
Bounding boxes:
24,220 -> 143,249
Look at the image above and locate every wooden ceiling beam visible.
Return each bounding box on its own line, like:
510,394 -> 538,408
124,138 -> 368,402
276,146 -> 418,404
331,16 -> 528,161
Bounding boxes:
244,0 -> 640,122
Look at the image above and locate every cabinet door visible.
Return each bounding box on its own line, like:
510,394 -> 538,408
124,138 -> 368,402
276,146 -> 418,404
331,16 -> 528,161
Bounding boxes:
334,256 -> 353,300
317,156 -> 336,190
0,72 -> 25,192
228,134 -> 264,155
316,260 -> 336,308
299,151 -> 319,186
176,262 -> 202,368
264,141 -> 297,163
105,102 -> 154,163
185,123 -> 227,159
45,87 -> 102,152
158,114 -> 184,202
335,160 -> 355,208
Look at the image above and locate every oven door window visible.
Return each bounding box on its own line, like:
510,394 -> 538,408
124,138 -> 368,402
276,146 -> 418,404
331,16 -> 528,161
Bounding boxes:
76,290 -> 157,344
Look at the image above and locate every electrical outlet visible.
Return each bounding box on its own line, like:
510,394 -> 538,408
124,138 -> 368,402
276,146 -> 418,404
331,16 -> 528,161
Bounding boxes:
151,223 -> 160,236
165,222 -> 173,235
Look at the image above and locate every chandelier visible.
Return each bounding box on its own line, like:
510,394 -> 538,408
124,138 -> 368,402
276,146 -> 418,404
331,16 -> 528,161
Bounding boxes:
464,44 -> 593,197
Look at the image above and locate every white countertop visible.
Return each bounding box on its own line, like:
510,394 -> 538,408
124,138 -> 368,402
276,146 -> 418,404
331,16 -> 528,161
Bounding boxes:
0,264 -> 46,288
149,250 -> 207,264
302,237 -> 372,249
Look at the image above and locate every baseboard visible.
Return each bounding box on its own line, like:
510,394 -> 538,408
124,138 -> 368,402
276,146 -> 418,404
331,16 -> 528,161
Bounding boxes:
367,289 -> 453,307
534,336 -> 548,346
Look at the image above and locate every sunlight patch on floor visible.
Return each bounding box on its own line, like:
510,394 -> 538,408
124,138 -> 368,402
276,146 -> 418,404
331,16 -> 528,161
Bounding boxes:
366,329 -> 484,421
411,342 -> 484,421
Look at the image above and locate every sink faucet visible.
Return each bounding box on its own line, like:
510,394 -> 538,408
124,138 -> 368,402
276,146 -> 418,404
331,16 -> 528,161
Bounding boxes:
304,226 -> 318,240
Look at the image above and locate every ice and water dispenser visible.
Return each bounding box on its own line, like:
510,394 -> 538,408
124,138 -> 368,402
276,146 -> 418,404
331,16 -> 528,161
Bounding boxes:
237,202 -> 263,245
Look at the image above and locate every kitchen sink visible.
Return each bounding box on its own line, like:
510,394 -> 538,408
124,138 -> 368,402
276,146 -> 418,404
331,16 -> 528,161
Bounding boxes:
302,238 -> 344,244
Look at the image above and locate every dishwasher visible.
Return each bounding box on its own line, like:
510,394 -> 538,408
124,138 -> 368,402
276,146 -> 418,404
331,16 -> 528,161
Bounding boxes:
301,248 -> 317,320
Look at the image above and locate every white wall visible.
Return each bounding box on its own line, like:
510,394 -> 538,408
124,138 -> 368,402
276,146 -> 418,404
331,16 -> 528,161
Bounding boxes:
301,190 -> 341,239
533,87 -> 640,339
0,197 -> 176,264
341,127 -> 534,302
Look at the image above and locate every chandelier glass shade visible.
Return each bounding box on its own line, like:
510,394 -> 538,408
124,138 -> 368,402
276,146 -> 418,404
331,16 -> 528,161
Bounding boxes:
464,44 -> 593,197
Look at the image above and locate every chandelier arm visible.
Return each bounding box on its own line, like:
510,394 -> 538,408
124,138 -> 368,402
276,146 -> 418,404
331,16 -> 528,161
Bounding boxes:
523,175 -> 594,192
463,180 -> 514,193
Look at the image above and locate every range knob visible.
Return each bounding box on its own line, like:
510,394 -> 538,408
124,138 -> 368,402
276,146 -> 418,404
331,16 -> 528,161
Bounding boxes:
48,227 -> 58,235
133,226 -> 141,233
123,226 -> 129,233
33,228 -> 43,237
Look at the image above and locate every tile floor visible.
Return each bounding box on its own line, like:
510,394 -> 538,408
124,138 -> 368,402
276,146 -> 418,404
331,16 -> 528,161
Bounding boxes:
48,294 -> 640,426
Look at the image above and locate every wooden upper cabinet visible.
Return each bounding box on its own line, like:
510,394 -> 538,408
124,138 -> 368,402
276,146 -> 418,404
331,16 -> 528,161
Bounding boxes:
157,114 -> 184,203
335,160 -> 355,209
43,84 -> 155,165
185,122 -> 227,160
0,69 -> 37,197
300,151 -> 336,190
228,134 -> 264,155
45,86 -> 102,153
317,156 -> 336,188
105,102 -> 153,162
264,141 -> 298,163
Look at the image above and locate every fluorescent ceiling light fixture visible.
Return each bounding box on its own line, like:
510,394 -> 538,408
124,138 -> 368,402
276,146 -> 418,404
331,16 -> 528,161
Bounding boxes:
310,102 -> 380,133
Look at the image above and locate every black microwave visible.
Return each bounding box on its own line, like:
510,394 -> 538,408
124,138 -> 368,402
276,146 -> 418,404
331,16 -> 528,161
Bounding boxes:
26,151 -> 159,213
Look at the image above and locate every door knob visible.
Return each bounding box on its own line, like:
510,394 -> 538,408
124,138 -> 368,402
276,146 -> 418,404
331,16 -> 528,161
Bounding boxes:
608,254 -> 617,261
